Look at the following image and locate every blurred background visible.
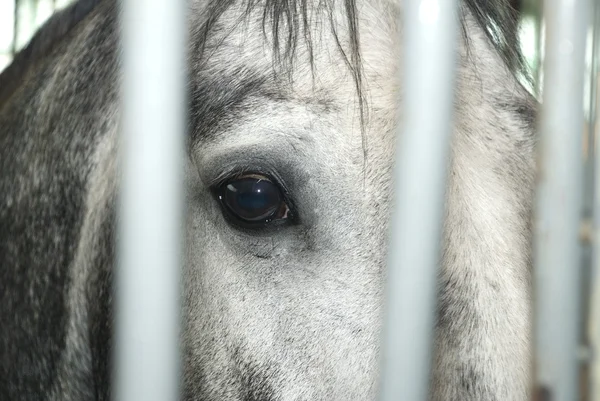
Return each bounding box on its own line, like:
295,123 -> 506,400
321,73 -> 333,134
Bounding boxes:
0,0 -> 73,72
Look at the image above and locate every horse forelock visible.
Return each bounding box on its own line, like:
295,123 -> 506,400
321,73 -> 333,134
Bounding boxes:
0,0 -> 527,113
195,0 -> 526,82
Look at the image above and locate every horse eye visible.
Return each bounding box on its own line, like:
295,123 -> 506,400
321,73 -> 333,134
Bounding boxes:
217,174 -> 290,227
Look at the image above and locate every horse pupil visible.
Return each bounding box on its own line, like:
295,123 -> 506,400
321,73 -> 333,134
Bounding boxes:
223,178 -> 282,222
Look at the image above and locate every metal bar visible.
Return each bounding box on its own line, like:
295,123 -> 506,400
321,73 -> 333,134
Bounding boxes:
115,0 -> 186,400
522,0 -> 544,98
0,0 -> 15,54
533,0 -> 544,98
588,0 -> 600,399
533,0 -> 590,400
378,1 -> 458,400
14,0 -> 41,51
591,0 -> 600,397
12,0 -> 19,55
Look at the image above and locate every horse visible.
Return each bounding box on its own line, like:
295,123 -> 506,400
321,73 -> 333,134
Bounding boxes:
0,0 -> 536,399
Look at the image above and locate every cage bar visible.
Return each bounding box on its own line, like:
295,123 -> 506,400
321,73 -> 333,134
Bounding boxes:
533,0 -> 590,400
591,0 -> 600,396
587,0 -> 600,398
378,1 -> 458,400
115,0 -> 186,400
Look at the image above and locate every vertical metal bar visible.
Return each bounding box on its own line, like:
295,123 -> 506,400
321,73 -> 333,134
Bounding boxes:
533,0 -> 590,400
14,0 -> 38,51
379,1 -> 458,401
0,0 -> 16,71
12,0 -> 19,55
586,1 -> 600,399
115,0 -> 186,400
0,0 -> 16,53
35,0 -> 55,30
533,0 -> 544,98
523,0 -> 544,98
591,0 -> 600,397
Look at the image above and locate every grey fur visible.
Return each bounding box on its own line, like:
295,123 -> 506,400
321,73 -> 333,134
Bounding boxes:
0,0 -> 536,400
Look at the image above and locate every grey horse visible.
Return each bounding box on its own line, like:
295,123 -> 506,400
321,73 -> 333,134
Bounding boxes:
0,0 -> 536,400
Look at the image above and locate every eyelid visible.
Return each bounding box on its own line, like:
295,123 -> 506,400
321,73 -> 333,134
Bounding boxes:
209,165 -> 292,197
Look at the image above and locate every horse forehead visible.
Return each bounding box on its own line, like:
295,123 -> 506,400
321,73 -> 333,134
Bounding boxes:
187,0 -> 400,177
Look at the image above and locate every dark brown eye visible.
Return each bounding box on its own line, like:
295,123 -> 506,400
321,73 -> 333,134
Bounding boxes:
217,174 -> 290,227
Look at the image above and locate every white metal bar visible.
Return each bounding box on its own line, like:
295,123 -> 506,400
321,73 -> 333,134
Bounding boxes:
533,0 -> 590,399
0,0 -> 15,54
588,0 -> 600,398
115,0 -> 186,400
15,0 -> 38,51
592,137 -> 600,401
379,1 -> 458,400
12,0 -> 20,54
591,0 -> 600,397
